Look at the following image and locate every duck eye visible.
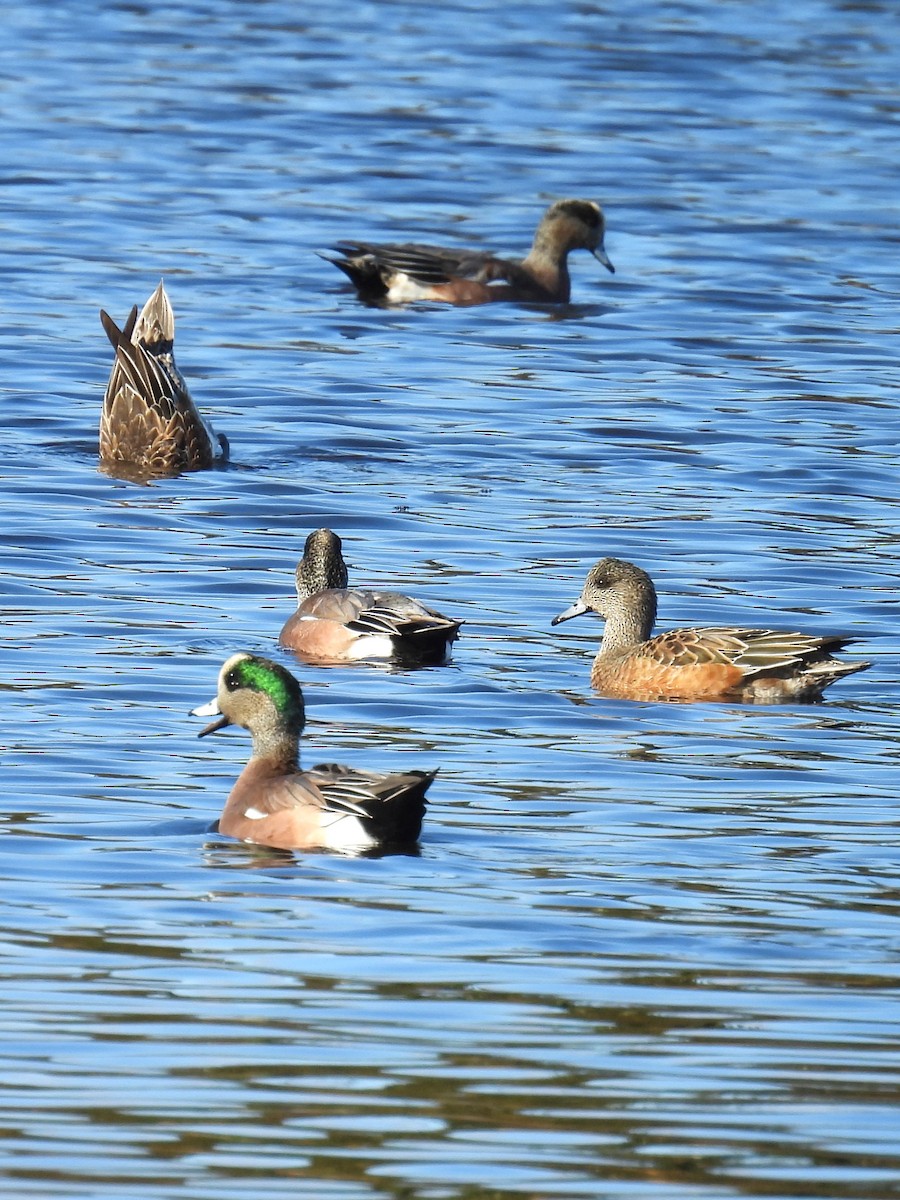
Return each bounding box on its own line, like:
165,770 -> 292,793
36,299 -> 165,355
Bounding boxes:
224,669 -> 242,691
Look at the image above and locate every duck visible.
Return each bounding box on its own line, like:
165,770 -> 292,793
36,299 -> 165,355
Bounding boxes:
322,198 -> 614,305
192,652 -> 434,852
552,556 -> 871,702
99,280 -> 228,476
279,527 -> 461,665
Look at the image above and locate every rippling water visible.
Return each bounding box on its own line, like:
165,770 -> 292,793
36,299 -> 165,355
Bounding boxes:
3,1 -> 900,1197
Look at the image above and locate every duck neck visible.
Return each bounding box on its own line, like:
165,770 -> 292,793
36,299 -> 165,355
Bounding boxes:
297,543 -> 348,601
250,725 -> 300,773
522,242 -> 568,298
599,599 -> 656,656
296,566 -> 317,602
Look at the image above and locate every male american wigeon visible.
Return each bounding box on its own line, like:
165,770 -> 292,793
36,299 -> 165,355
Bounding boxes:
279,528 -> 461,665
323,198 -> 614,306
99,280 -> 228,476
552,556 -> 870,703
192,652 -> 434,852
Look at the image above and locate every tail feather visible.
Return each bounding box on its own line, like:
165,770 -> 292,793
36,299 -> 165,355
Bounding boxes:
319,247 -> 390,300
314,764 -> 434,845
370,769 -> 434,845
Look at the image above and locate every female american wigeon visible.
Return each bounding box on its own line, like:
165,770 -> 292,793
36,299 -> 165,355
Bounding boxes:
552,556 -> 870,703
192,652 -> 434,852
99,280 -> 228,476
279,528 -> 461,665
323,198 -> 614,306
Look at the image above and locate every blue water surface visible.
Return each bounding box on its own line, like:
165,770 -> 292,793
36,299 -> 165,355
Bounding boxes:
1,1 -> 899,1197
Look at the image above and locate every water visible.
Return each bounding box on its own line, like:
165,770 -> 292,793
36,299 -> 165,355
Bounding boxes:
2,1 -> 900,1197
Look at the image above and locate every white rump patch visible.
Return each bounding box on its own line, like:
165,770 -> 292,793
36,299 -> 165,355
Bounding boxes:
347,633 -> 395,660
385,273 -> 434,304
319,810 -> 377,852
242,806 -> 270,821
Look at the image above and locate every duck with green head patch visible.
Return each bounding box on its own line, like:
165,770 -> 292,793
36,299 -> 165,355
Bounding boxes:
322,198 -> 614,306
192,653 -> 433,852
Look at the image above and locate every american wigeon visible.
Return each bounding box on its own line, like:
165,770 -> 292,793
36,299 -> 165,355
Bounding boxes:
279,528 -> 461,665
192,652 -> 434,852
552,557 -> 870,703
323,199 -> 614,305
99,280 -> 228,476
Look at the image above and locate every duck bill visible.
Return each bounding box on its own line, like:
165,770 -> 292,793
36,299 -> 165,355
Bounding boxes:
593,245 -> 615,274
551,598 -> 590,626
191,698 -> 232,738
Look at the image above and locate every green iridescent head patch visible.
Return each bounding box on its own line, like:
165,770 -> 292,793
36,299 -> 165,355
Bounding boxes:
225,654 -> 304,723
